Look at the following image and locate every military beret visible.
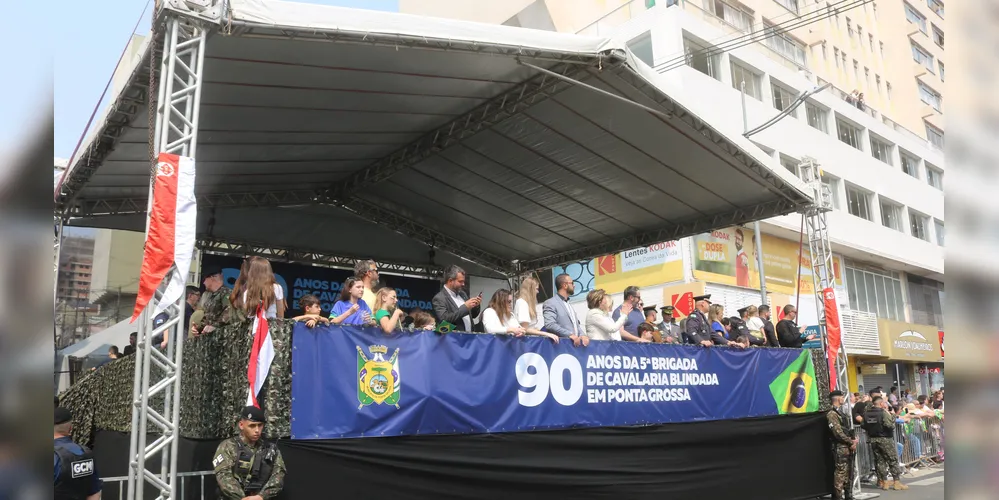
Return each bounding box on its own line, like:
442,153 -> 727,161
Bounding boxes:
239,406 -> 266,423
829,390 -> 844,400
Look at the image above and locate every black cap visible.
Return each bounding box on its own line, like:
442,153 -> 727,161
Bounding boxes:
829,390 -> 844,400
643,305 -> 658,313
737,306 -> 749,316
55,407 -> 73,425
693,294 -> 712,303
239,406 -> 266,423
203,267 -> 223,279
660,305 -> 674,312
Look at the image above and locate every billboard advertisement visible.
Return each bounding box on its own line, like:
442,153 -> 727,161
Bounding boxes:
594,241 -> 684,294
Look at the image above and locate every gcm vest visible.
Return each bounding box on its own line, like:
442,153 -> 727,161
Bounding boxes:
54,441 -> 96,500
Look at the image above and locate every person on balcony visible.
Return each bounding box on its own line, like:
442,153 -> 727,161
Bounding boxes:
354,259 -> 379,309
776,304 -> 816,348
611,286 -> 646,342
292,294 -> 329,328
745,305 -> 768,345
514,277 -> 544,332
372,287 -> 406,334
482,289 -> 526,337
432,265 -> 480,333
410,310 -> 436,331
330,278 -> 374,326
191,267 -> 233,337
542,273 -> 587,347
758,304 -> 780,347
685,295 -> 728,346
656,305 -> 681,343
233,257 -> 285,320
584,289 -> 631,342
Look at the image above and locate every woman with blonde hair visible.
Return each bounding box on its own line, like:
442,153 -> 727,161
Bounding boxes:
708,303 -> 727,340
234,257 -> 285,319
484,289 -> 560,343
372,287 -> 406,334
513,276 -> 543,330
584,289 -> 635,341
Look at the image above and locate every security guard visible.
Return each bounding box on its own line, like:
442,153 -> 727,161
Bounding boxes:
54,407 -> 102,500
684,295 -> 728,346
863,396 -> 908,491
826,391 -> 857,500
213,406 -> 286,500
657,305 -> 681,343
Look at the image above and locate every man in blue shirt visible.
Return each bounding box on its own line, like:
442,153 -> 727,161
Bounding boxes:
611,286 -> 649,342
54,407 -> 102,500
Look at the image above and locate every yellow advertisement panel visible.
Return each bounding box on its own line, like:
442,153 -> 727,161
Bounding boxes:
691,227 -> 843,296
592,241 -> 684,295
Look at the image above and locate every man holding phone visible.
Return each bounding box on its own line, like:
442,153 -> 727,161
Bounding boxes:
432,265 -> 481,333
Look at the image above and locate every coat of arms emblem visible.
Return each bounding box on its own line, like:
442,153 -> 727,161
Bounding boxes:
356,345 -> 400,409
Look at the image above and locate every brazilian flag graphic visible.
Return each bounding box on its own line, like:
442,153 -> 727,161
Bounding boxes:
769,351 -> 819,414
437,321 -> 456,334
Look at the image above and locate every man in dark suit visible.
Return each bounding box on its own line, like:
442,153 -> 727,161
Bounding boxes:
684,294 -> 728,347
432,265 -> 481,333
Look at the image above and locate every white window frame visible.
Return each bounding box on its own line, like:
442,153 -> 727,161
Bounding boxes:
938,61 -> 944,81
926,163 -> 944,189
927,0 -> 944,18
846,184 -> 873,221
683,35 -> 722,80
821,173 -> 841,210
900,151 -> 920,179
763,22 -> 807,67
846,264 -> 905,321
934,219 -> 944,246
834,47 -> 840,68
771,81 -> 798,116
911,42 -> 935,72
909,209 -> 930,241
805,101 -> 828,133
870,135 -> 894,165
925,124 -> 944,149
918,81 -> 942,111
780,154 -> 799,177
904,2 -> 928,33
730,60 -> 763,101
932,24 -> 944,47
837,117 -> 863,150
627,32 -> 654,67
774,0 -> 799,15
708,0 -> 753,33
880,198 -> 904,232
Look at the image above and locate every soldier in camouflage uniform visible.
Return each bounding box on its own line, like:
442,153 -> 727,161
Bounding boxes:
863,396 -> 908,491
192,267 -> 233,336
826,391 -> 857,500
213,406 -> 286,500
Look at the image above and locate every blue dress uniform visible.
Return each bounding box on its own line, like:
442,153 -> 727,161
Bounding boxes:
54,408 -> 102,500
684,295 -> 728,345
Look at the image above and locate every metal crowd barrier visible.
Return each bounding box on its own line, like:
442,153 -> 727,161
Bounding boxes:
100,470 -> 215,500
854,416 -> 944,485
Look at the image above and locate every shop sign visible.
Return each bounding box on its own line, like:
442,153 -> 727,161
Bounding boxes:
876,319 -> 942,362
860,364 -> 887,375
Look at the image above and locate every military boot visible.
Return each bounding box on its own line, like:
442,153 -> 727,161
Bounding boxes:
879,480 -> 890,490
893,480 -> 909,490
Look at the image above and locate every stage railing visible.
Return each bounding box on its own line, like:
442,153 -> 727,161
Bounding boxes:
101,471 -> 214,500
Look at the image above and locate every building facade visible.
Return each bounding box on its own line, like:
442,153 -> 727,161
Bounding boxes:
401,0 -> 945,395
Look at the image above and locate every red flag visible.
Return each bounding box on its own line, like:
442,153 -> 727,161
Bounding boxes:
246,307 -> 274,408
823,288 -> 842,390
131,153 -> 197,322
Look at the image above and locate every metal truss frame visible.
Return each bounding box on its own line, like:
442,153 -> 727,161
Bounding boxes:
518,196 -> 804,273
127,15 -> 208,500
198,237 -> 445,278
799,159 -> 873,499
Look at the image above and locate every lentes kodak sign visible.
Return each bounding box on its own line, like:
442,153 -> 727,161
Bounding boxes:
593,241 -> 684,294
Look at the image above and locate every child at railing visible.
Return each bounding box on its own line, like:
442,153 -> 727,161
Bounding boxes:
292,294 -> 329,328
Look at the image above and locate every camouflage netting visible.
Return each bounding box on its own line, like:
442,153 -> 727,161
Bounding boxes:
58,318 -> 295,447
811,349 -> 832,413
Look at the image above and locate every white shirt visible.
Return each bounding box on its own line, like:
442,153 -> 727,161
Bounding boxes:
585,308 -> 627,341
446,286 -> 472,332
514,298 -> 543,329
747,316 -> 765,333
482,307 -> 520,334
243,284 -> 284,319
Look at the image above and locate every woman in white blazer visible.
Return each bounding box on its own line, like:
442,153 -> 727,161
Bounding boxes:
584,289 -> 633,341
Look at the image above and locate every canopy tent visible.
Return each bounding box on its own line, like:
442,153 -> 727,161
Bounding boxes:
55,0 -> 813,277
55,317 -> 136,392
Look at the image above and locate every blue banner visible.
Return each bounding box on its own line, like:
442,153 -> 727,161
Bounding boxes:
290,325 -> 820,439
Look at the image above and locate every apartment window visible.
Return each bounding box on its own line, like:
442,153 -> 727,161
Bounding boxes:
772,82 -> 798,115
911,42 -> 935,72
834,47 -> 840,68
868,33 -> 874,51
900,151 -> 920,178
780,155 -> 799,177
763,22 -> 807,67
886,81 -> 892,100
927,0 -> 944,17
934,219 -> 944,246
904,2 -> 927,33
918,81 -> 942,111
910,210 -> 930,241
857,26 -> 863,42
731,61 -> 762,100
837,117 -> 863,150
775,0 -> 799,14
938,61 -> 945,81
708,0 -> 753,32
853,60 -> 859,81
926,163 -> 943,189
805,101 -> 828,133
876,75 -> 882,94
932,25 -> 944,47
683,36 -> 722,80
925,124 -> 944,149
820,42 -> 827,60
821,174 -> 841,210
841,50 -> 847,68
628,33 -> 654,66
870,135 -> 893,164
846,17 -> 853,36
846,185 -> 872,221
880,198 -> 904,232
879,41 -> 885,58
846,264 -> 905,320
864,67 -> 870,86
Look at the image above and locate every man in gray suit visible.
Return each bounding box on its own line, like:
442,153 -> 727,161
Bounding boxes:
431,265 -> 481,332
542,273 -> 588,347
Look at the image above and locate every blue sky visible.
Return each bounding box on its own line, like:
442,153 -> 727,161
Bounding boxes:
54,0 -> 398,160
